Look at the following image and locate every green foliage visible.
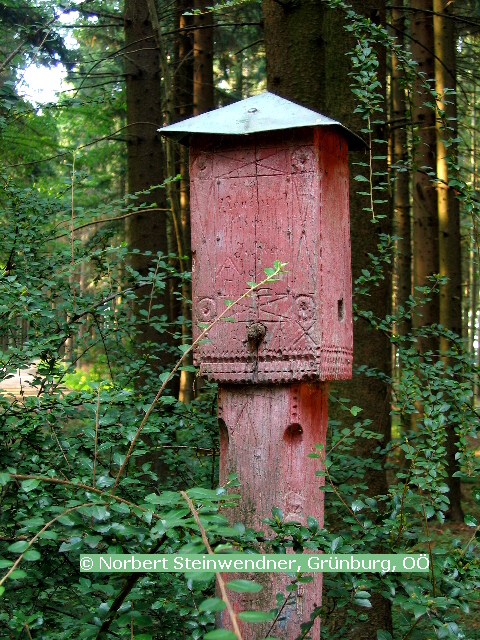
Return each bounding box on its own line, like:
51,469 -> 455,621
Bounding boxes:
0,1 -> 479,639
0,169 -> 220,637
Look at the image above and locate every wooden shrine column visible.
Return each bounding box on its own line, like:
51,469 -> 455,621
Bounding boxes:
160,92 -> 361,640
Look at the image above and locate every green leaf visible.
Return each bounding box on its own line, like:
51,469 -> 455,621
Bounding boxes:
377,632 -> 393,640
226,579 -> 262,593
224,299 -> 235,307
161,508 -> 190,528
38,530 -> 57,540
144,491 -> 179,506
353,598 -> 372,608
184,571 -> 215,582
237,611 -> 274,622
264,267 -> 276,277
354,175 -> 370,182
23,549 -> 41,562
198,598 -> 226,612
413,605 -> 427,619
9,570 -> 26,580
7,541 -> 29,553
424,505 -> 434,519
209,526 -> 241,537
20,479 -> 40,493
220,317 -> 236,322
351,500 -> 365,512
204,631 -> 237,640
246,281 -> 257,288
0,473 -> 12,486
56,516 -> 76,526
350,406 -> 362,416
188,487 -> 230,501
464,514 -> 477,527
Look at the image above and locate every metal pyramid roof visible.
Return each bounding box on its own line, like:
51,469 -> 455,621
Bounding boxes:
159,91 -> 365,150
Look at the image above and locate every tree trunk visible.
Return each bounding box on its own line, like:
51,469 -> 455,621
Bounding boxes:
263,1 -> 392,637
411,0 -> 439,352
124,0 -> 175,385
433,0 -> 463,521
392,3 -> 411,336
175,0 -> 195,403
193,0 -> 214,114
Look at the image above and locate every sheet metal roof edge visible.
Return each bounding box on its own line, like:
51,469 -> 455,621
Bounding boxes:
158,91 -> 366,151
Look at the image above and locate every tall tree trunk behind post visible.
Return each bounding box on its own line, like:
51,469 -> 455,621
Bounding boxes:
433,0 -> 464,521
124,0 -> 174,382
392,4 -> 411,337
193,0 -> 214,114
470,248 -> 477,360
410,0 -> 439,352
176,0 -> 195,403
263,1 -> 392,637
471,84 -> 478,399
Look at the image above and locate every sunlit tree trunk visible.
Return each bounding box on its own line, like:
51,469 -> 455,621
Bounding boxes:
411,0 -> 439,351
433,0 -> 463,521
176,0 -> 195,403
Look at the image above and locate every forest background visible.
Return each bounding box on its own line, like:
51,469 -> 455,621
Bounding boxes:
1,0 -> 480,639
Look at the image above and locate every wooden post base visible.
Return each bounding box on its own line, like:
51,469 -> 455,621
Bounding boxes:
217,383 -> 328,640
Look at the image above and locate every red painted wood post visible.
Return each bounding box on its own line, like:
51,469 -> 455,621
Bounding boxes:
160,93 -> 360,640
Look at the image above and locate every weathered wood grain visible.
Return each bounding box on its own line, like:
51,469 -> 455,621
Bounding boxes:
190,128 -> 352,384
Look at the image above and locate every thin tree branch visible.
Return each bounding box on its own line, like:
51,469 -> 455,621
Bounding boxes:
92,313 -> 113,380
109,264 -> 286,495
55,208 -> 172,239
387,5 -> 480,29
5,473 -> 165,520
181,491 -> 243,640
5,122 -> 162,169
68,282 -> 151,324
0,503 -> 102,587
93,385 -> 101,489
95,534 -> 167,639
233,39 -> 264,56
0,15 -> 58,75
58,23 -> 123,28
387,19 -> 456,83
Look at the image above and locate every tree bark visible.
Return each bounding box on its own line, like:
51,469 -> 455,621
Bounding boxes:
433,0 -> 463,521
175,0 -> 195,403
392,3 -> 412,336
263,1 -> 392,637
124,0 -> 175,382
193,0 -> 214,114
411,0 -> 439,351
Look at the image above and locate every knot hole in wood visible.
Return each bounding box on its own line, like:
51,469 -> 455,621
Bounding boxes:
246,322 -> 266,347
